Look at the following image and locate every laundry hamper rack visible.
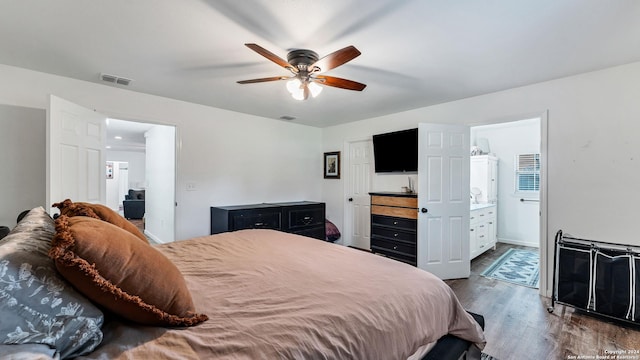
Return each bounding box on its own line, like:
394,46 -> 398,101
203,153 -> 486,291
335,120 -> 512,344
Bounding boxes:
548,230 -> 640,326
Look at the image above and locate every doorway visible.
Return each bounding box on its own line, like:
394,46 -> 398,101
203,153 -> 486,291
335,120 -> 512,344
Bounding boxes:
343,139 -> 373,249
470,117 -> 541,249
105,118 -> 176,243
470,115 -> 547,294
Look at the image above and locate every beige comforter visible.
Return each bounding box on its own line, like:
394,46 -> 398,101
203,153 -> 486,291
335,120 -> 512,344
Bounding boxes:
77,229 -> 485,360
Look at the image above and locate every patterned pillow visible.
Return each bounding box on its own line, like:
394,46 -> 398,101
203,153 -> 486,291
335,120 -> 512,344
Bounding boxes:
0,207 -> 104,359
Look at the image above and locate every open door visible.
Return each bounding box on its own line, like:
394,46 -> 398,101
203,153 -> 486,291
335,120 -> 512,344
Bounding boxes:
47,95 -> 106,212
417,123 -> 470,279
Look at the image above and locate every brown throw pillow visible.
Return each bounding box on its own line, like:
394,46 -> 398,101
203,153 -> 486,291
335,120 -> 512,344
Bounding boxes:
52,199 -> 147,243
49,215 -> 208,327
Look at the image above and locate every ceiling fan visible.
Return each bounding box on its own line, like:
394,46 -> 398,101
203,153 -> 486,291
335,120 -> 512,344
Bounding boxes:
237,43 -> 367,100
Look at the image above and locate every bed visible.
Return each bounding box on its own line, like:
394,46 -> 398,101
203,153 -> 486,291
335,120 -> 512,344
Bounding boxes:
0,205 -> 485,360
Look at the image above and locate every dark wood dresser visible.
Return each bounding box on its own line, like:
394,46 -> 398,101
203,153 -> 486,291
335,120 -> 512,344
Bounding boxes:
210,201 -> 326,240
369,192 -> 418,266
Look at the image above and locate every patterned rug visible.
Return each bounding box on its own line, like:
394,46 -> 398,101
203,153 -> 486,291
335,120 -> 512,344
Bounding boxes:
481,248 -> 539,288
482,353 -> 498,360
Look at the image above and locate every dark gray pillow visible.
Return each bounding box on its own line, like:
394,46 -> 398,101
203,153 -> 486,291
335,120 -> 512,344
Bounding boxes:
0,207 -> 104,359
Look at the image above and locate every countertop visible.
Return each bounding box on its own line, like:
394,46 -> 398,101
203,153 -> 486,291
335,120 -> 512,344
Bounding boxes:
470,203 -> 496,211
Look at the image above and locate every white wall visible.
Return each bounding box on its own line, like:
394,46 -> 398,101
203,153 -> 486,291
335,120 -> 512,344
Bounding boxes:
105,161 -> 129,211
0,104 -> 46,227
105,161 -> 121,210
322,61 -> 640,295
107,150 -> 145,189
145,125 -> 175,243
0,64 -> 322,240
471,119 -> 540,247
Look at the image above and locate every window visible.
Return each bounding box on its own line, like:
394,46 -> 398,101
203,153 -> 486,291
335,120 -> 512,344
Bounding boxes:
516,153 -> 540,192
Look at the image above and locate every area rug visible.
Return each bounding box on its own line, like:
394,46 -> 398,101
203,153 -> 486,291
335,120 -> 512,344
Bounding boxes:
481,353 -> 498,360
481,248 -> 539,288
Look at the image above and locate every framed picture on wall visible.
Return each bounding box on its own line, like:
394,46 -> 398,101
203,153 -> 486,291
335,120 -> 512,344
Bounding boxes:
324,151 -> 340,179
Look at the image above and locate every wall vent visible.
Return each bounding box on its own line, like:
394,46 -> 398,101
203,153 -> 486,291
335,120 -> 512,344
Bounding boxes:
100,73 -> 133,86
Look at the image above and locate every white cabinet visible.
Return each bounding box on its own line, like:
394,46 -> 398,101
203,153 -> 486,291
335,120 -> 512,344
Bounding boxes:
470,155 -> 498,204
470,204 -> 497,259
470,155 -> 498,259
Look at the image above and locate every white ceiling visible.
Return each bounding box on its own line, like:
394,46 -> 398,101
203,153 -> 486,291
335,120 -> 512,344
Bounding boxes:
2,0 -> 640,128
105,118 -> 155,152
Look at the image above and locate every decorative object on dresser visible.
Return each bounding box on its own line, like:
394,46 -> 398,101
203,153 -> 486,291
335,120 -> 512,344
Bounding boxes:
210,201 -> 326,240
369,192 -> 418,266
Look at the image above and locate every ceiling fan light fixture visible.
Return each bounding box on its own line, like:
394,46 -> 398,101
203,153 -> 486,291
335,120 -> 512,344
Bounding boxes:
286,78 -> 322,100
308,81 -> 323,98
286,78 -> 302,94
286,78 -> 307,100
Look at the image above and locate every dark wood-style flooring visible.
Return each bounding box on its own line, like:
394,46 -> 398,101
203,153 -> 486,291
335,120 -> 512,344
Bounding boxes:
445,243 -> 640,360
129,218 -> 144,233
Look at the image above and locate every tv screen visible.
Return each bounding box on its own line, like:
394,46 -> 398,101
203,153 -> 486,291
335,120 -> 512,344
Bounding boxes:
372,128 -> 418,173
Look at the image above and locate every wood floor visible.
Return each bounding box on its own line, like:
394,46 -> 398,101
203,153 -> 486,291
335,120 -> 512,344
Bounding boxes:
445,243 -> 640,360
129,218 -> 144,233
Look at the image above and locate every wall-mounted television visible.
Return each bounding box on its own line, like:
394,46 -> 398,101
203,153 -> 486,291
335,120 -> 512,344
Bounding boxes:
372,128 -> 418,173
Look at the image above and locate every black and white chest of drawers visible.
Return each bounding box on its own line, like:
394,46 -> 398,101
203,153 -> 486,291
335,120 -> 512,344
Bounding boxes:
210,201 -> 326,240
369,192 -> 418,266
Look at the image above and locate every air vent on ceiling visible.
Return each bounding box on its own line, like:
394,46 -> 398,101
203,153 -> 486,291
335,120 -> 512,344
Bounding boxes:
279,115 -> 296,121
100,73 -> 133,86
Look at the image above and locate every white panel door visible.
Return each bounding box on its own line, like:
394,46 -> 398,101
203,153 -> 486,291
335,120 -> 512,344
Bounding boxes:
47,95 -> 106,212
345,139 -> 372,249
417,123 -> 470,279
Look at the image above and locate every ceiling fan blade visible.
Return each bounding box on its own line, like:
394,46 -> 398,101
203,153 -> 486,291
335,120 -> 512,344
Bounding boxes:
310,45 -> 361,73
237,76 -> 290,84
244,43 -> 294,71
313,75 -> 367,91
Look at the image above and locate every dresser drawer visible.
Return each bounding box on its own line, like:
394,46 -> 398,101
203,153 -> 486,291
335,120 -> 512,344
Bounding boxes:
371,244 -> 417,266
371,205 -> 417,219
470,206 -> 496,223
371,195 -> 417,208
371,225 -> 416,244
371,215 -> 416,231
283,206 -> 324,229
231,209 -> 281,230
371,237 -> 416,254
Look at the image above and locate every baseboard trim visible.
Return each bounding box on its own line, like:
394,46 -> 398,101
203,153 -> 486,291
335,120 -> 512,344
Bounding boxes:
144,230 -> 162,244
498,238 -> 539,248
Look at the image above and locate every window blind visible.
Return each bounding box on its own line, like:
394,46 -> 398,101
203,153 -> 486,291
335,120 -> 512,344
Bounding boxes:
516,153 -> 540,192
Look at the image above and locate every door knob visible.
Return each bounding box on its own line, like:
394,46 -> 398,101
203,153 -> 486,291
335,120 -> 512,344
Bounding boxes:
348,198 -> 353,202
421,208 -> 428,213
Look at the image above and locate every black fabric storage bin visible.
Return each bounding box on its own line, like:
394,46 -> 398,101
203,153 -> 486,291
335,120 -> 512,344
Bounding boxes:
594,251 -> 631,319
557,245 -> 591,309
552,231 -> 640,326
